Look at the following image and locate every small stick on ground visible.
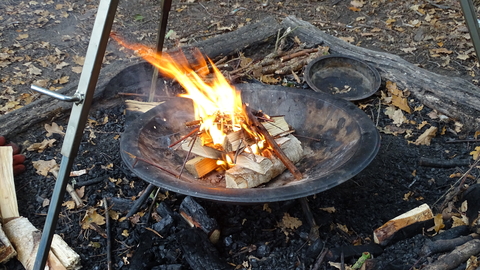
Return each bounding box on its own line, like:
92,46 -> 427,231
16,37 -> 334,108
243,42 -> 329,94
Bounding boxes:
125,184 -> 156,219
103,197 -> 112,270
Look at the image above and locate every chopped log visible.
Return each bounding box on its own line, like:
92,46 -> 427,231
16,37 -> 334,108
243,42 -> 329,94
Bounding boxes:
261,116 -> 290,137
245,105 -> 303,180
125,100 -> 165,113
0,146 -> 19,221
0,147 -> 81,270
281,16 -> 480,130
225,134 -> 303,188
185,156 -> 219,178
234,152 -> 272,175
373,203 -> 434,246
179,196 -> 220,244
222,130 -> 243,152
181,138 -> 222,160
422,239 -> 480,270
3,217 -> 66,270
0,223 -> 16,264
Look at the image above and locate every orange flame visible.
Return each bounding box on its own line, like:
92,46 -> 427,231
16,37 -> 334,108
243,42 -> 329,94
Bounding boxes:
111,34 -> 256,147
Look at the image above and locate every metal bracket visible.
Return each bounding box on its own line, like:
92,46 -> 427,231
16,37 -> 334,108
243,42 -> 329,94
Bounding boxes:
31,85 -> 84,104
460,0 -> 480,65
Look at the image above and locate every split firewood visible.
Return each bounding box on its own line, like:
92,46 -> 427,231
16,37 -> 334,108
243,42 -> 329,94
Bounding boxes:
0,223 -> 16,263
225,134 -> 303,188
181,137 -> 222,160
245,106 -> 303,180
261,116 -> 290,137
422,239 -> 480,270
185,156 -> 219,178
0,146 -> 81,270
125,100 -> 164,113
179,196 -> 220,244
373,203 -> 434,246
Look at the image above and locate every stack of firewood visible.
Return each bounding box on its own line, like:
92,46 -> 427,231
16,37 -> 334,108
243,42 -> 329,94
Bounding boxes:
0,146 -> 81,270
178,106 -> 303,188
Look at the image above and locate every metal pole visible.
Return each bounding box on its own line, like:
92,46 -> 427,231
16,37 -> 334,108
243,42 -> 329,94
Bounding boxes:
33,0 -> 119,268
460,0 -> 480,65
148,0 -> 172,101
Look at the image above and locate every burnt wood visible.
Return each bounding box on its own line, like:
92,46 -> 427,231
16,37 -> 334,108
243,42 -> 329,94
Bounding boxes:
281,16 -> 480,130
176,228 -> 231,270
179,196 -> 220,244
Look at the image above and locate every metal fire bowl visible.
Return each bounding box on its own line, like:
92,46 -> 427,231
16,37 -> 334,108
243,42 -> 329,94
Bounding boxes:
305,55 -> 381,101
120,83 -> 380,203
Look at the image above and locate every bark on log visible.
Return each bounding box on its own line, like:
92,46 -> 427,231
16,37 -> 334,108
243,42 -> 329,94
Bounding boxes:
281,16 -> 480,130
422,239 -> 480,270
179,196 -> 220,244
0,16 -> 282,138
0,223 -> 16,264
225,134 -> 303,188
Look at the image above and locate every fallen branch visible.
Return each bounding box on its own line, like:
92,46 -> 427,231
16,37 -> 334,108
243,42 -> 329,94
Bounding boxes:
422,239 -> 480,270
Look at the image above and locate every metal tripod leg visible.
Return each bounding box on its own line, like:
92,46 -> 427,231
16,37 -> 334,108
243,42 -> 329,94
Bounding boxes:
33,0 -> 119,268
460,0 -> 480,66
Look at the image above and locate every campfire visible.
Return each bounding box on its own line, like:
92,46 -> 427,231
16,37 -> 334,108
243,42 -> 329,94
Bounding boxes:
112,35 -> 304,188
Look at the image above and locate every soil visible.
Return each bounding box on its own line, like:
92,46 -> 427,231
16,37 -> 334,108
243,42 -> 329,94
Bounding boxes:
1,0 -> 480,270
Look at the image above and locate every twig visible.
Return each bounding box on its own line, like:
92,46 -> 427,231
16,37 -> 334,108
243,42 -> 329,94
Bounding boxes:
311,248 -> 328,270
66,183 -> 84,208
280,48 -> 319,62
103,197 -> 112,270
145,227 -> 163,238
178,133 -> 198,178
125,151 -> 190,180
446,139 -> 480,143
169,127 -> 200,148
418,157 -> 470,168
125,184 -> 156,218
435,157 -> 480,211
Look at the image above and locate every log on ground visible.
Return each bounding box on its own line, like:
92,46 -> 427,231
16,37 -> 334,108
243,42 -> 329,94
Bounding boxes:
281,16 -> 480,130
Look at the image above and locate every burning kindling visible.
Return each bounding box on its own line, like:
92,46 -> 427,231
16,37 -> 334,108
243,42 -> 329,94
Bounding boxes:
112,34 -> 304,188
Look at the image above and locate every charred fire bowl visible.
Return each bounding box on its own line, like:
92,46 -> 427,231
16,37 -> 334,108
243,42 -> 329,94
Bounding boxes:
121,83 -> 380,203
305,55 -> 381,101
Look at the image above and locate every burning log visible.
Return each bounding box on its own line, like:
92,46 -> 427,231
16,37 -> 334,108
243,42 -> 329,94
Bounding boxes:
373,203 -> 433,246
0,146 -> 81,270
225,134 -> 303,188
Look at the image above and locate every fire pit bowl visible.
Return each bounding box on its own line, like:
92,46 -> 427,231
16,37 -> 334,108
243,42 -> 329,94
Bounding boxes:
304,55 -> 381,101
121,83 -> 380,203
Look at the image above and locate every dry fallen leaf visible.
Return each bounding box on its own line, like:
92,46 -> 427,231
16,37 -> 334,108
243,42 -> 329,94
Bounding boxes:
81,207 -> 106,230
45,122 -> 65,137
413,126 -> 437,145
32,159 -> 59,176
433,213 -> 445,233
350,0 -> 365,8
384,106 -> 406,126
27,138 -> 56,152
470,146 -> 480,160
